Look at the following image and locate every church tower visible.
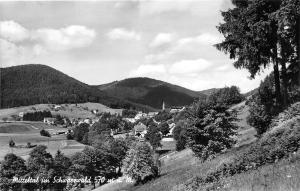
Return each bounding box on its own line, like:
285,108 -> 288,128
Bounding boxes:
162,100 -> 165,110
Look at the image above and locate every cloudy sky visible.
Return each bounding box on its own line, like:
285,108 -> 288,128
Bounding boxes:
0,0 -> 271,93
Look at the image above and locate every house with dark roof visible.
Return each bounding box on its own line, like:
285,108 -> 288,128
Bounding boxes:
133,122 -> 147,138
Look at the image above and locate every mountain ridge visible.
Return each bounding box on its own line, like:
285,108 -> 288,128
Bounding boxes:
0,64 -> 154,111
97,77 -> 207,109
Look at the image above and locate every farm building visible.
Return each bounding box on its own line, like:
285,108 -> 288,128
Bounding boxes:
44,117 -> 56,125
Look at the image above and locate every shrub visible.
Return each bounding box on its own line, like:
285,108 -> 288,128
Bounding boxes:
208,86 -> 244,107
247,97 -> 272,135
246,74 -> 281,135
145,124 -> 162,149
159,122 -> 170,136
40,129 -> 51,137
66,132 -> 73,140
9,139 -> 15,147
173,120 -> 188,151
154,110 -> 173,122
271,102 -> 300,126
176,134 -> 187,151
122,109 -> 138,118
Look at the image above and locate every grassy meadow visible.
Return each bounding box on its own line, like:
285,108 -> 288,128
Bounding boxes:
0,121 -> 85,160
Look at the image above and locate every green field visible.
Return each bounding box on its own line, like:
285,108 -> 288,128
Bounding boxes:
0,122 -> 85,161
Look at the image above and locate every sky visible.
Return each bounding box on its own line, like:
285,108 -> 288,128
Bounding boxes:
0,0 -> 272,93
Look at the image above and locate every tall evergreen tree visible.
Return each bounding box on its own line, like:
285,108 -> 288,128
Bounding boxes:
216,0 -> 282,106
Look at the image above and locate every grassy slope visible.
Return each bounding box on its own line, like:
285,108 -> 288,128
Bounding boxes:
0,122 -> 85,161
215,152 -> 300,191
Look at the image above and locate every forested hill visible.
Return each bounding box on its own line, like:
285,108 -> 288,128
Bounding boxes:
96,77 -> 207,109
0,64 -> 154,111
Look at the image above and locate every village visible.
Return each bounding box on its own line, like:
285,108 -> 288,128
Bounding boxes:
11,102 -> 185,145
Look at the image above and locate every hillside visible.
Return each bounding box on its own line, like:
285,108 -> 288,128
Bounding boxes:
97,77 -> 206,109
93,102 -> 300,191
0,102 -> 123,120
0,64 -> 154,111
198,88 -> 219,96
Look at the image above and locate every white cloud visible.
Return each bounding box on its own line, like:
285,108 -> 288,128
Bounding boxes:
169,58 -> 212,75
33,25 -> 96,51
0,21 -> 96,52
177,33 -> 222,46
139,0 -> 195,15
0,21 -> 29,42
129,64 -> 166,77
149,33 -> 175,48
0,38 -> 33,67
107,28 -> 141,41
0,21 -> 96,66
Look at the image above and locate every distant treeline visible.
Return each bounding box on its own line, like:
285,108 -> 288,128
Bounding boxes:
23,111 -> 52,121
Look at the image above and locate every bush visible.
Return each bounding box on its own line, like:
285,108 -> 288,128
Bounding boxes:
271,102 -> 300,126
208,86 -> 244,107
247,97 -> 272,135
9,139 -> 15,147
159,122 -> 170,136
173,120 -> 188,151
40,129 -> 51,137
145,124 -> 162,149
122,109 -> 138,118
66,132 -> 73,140
246,74 -> 281,135
154,110 -> 173,122
176,134 -> 187,151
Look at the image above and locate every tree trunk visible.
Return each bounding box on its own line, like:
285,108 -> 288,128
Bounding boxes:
273,54 -> 282,107
279,40 -> 289,108
281,61 -> 289,107
297,17 -> 300,85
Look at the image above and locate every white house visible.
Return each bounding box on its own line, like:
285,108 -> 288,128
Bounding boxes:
147,112 -> 159,118
170,106 -> 186,113
123,118 -> 136,123
44,117 -> 56,125
134,112 -> 147,120
167,123 -> 176,136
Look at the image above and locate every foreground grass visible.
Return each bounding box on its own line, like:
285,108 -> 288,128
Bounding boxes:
201,154 -> 300,191
131,144 -> 251,191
